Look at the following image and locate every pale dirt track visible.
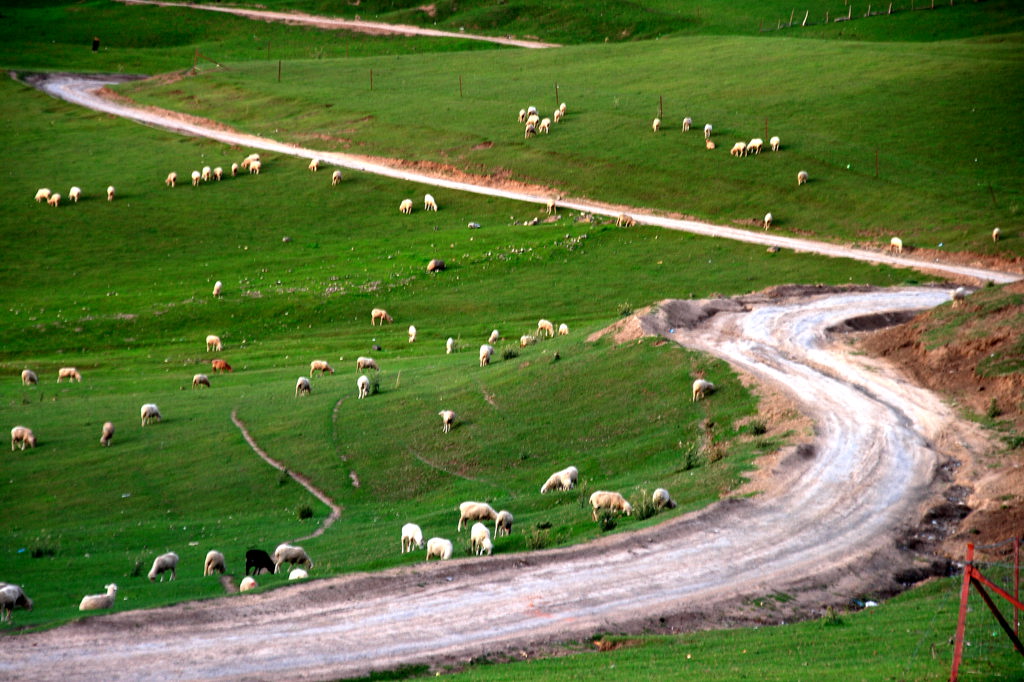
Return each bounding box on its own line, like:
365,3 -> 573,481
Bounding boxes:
2,71 -> 1018,680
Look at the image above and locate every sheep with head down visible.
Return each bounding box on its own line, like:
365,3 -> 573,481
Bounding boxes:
424,194 -> 438,211
100,421 -> 114,447
401,523 -> 424,553
652,487 -> 677,510
691,379 -> 715,402
69,186 -> 82,203
332,170 -> 342,186
192,373 -> 211,389
21,369 -> 37,386
148,552 -> 178,581
356,356 -> 379,371
309,360 -> 334,377
371,308 -> 393,326
458,501 -> 498,532
357,374 -> 371,399
273,543 -> 313,573
206,334 -> 223,352
34,188 -> 51,203
0,583 -> 33,623
537,319 -> 555,338
203,550 -> 226,576
479,344 -> 494,367
107,186 -> 115,201
399,199 -> 413,215
470,522 -> 492,556
57,367 -> 81,383
295,376 -> 312,397
589,491 -> 632,521
495,510 -> 513,537
540,465 -> 578,494
425,537 -> 453,561
10,426 -> 36,451
438,410 -> 456,433
140,403 -> 161,426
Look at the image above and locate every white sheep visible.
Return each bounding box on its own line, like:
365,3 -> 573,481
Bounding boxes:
213,166 -> 223,181
21,369 -> 38,386
231,162 -> 239,177
992,227 -> 1001,243
203,550 -> 226,576
439,410 -> 456,433
478,537 -> 494,556
273,543 -> 313,573
148,552 -> 179,581
589,491 -> 633,521
479,344 -> 494,367
408,325 -> 417,343
57,367 -> 82,383
213,280 -> 223,297
652,117 -> 661,132
241,153 -> 260,170
141,403 -> 162,426
488,329 -> 500,344
249,160 -> 262,174
952,286 -> 968,308
747,138 -> 764,155
652,487 -> 677,510
34,188 -> 51,203
357,374 -> 371,399
524,122 -> 537,139
458,501 -> 498,531
425,537 -> 453,560
545,198 -> 557,214
520,334 -> 536,348
47,193 -> 61,207
539,117 -> 551,134
470,522 -> 491,556
763,212 -> 773,231
100,421 -> 114,447
401,522 -> 424,553
495,510 -> 514,537
446,337 -> 455,354
0,583 -> 32,623
692,378 -> 715,402
616,214 -> 636,227
69,186 -> 82,203
106,185 -> 115,201
295,376 -> 312,397
705,138 -> 716,150
202,166 -> 212,182
537,319 -> 555,337
730,141 -> 747,157
704,123 -> 713,139
889,236 -> 903,255
10,426 -> 36,451
191,170 -> 202,186
559,102 -> 567,114
770,135 -> 781,152
206,334 -> 223,352
558,323 -> 569,336
526,113 -> 540,128
192,373 -> 211,389
356,356 -> 379,371
288,568 -> 309,580
332,169 -> 342,186
553,108 -> 563,123
424,193 -> 438,211
399,198 -> 413,214
528,105 -> 538,117
309,360 -> 334,377
427,258 -> 446,272
308,158 -> 320,172
518,109 -> 527,123
239,576 -> 258,592
164,172 -> 177,188
79,583 -> 117,611
682,116 -> 692,132
797,170 -> 809,185
540,465 -> 578,494
371,308 -> 394,325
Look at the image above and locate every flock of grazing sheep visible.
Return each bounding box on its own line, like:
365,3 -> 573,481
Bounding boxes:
34,184 -> 114,207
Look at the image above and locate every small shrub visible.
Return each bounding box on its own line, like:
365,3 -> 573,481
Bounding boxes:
278,470 -> 290,487
1006,434 -> 1024,449
749,419 -> 768,436
501,345 -> 519,360
597,511 -> 617,532
821,605 -> 844,627
130,559 -> 145,578
986,398 -> 1001,419
30,544 -> 56,559
632,490 -> 658,521
678,441 -> 703,471
298,505 -> 313,520
617,302 -> 633,317
526,527 -> 550,550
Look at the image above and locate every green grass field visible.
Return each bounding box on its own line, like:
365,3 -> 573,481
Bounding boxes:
0,1 -> 1021,679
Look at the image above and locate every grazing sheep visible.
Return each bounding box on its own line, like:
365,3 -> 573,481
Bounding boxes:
518,109 -> 527,123
730,141 -> 747,157
357,374 -> 371,399
763,212 -> 773,230
309,360 -> 334,377
249,160 -> 261,174
245,549 -> 275,576
47,193 -> 61,207
477,537 -> 494,556
692,378 -> 715,402
559,102 -> 567,114
992,227 -> 1001,243
545,198 -> 557,214
203,550 -> 226,576
191,170 -> 202,186
553,108 -> 563,123
408,325 -> 417,343
0,583 -> 32,623
652,117 -> 661,132
425,537 -> 453,561
537,319 -> 555,338
239,576 -> 258,592
148,552 -> 178,581
770,135 -> 781,152
106,185 -> 115,201
213,166 -> 223,181
100,421 -> 114,447
458,501 -> 498,531
539,117 -> 551,134
424,194 -> 438,211
202,166 -> 212,182
439,410 -> 456,433
34,188 -> 51,203
240,153 -> 260,170
446,337 -> 455,354
889,236 -> 903,255
192,373 -> 211,389
558,323 -> 569,336
21,369 -> 38,386
308,158 -> 320,172
288,568 -> 308,580
213,280 -> 223,297
589,491 -> 633,521
69,186 -> 82,203
206,334 -> 223,352
524,122 -> 537,138
797,170 -> 809,185
495,510 -> 514,537
399,198 -> 413,214
526,113 -> 540,128
616,214 -> 636,227
747,138 -> 764,155
272,543 -> 313,573
371,308 -> 393,325
231,162 -> 239,177
57,367 -> 82,383
332,169 -> 342,186
488,329 -> 500,344
401,523 -> 424,553
479,344 -> 494,367
356,356 -> 379,371
470,522 -> 491,556
78,583 -> 117,611
519,334 -> 537,348
527,105 -> 538,117
140,403 -> 162,426
682,116 -> 692,132
704,123 -> 713,139
427,258 -> 446,273
705,139 -> 716,150
540,465 -> 578,494
952,286 -> 968,308
211,359 -> 232,373
10,426 -> 36,451
652,487 -> 677,510
295,376 -> 312,397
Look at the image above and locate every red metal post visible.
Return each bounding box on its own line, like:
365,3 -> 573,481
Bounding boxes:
950,543 -> 975,682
